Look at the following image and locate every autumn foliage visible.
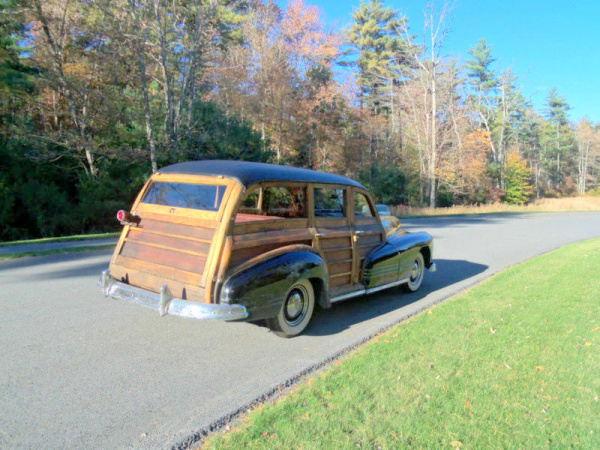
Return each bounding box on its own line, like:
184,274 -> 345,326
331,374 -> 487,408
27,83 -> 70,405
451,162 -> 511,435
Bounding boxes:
0,0 -> 599,239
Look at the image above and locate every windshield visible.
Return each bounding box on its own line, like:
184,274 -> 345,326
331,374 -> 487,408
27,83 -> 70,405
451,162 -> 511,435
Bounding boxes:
141,182 -> 226,211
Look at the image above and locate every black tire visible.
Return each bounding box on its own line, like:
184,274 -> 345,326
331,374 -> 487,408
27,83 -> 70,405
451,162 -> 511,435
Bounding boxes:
266,279 -> 315,338
402,252 -> 425,292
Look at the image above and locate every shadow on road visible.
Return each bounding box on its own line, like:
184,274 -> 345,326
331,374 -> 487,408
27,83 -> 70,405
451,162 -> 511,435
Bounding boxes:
303,258 -> 488,337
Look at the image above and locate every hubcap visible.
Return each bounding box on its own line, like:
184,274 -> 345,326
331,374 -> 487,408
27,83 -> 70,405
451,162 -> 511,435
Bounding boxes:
284,287 -> 307,325
409,258 -> 423,287
286,292 -> 304,319
410,261 -> 419,280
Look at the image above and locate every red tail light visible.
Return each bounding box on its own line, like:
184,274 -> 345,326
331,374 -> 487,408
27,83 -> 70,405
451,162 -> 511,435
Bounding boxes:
117,210 -> 141,226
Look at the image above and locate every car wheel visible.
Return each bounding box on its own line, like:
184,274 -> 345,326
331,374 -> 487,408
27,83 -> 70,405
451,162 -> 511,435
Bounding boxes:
402,252 -> 425,292
266,279 -> 315,338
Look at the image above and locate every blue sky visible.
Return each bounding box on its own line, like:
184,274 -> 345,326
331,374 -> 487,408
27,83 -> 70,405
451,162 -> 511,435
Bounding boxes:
279,0 -> 600,123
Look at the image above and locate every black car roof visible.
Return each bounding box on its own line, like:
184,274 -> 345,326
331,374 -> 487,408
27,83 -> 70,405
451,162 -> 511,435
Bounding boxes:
158,160 -> 365,189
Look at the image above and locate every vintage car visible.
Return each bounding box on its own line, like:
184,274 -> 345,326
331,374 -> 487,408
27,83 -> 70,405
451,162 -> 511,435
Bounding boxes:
99,160 -> 436,337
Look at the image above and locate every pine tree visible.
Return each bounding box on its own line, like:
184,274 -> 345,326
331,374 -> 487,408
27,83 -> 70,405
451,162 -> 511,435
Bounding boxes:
347,0 -> 409,113
543,88 -> 575,191
465,38 -> 497,93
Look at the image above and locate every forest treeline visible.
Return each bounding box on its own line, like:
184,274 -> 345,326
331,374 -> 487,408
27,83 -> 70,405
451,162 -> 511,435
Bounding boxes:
1,0 -> 599,240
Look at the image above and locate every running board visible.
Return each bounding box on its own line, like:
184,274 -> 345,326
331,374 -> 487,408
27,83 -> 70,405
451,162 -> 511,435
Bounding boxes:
330,278 -> 410,304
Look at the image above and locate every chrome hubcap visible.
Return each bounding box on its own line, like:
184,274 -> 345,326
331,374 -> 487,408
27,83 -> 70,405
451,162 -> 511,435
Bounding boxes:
410,261 -> 419,280
286,292 -> 304,319
409,258 -> 423,286
284,286 -> 308,326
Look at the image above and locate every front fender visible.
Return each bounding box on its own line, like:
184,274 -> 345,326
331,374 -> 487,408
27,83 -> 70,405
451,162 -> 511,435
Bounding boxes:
220,248 -> 328,321
363,231 -> 434,288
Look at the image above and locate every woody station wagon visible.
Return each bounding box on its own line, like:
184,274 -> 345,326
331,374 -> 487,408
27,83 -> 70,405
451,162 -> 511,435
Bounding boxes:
99,160 -> 436,337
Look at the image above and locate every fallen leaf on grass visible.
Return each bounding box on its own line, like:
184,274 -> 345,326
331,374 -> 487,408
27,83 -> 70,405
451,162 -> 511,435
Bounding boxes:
535,366 -> 545,371
262,432 -> 269,437
451,440 -> 463,448
464,401 -> 472,408
592,326 -> 600,332
335,360 -> 342,366
428,310 -> 433,315
490,327 -> 497,334
584,342 -> 592,346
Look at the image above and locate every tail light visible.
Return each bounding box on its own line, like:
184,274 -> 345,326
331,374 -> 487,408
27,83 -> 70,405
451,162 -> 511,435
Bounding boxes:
117,210 -> 140,225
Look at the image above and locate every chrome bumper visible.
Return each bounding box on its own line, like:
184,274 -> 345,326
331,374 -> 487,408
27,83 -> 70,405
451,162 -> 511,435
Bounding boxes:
98,270 -> 248,321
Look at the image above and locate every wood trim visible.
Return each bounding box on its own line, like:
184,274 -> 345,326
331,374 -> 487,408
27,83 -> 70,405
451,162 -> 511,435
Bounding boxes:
134,210 -> 219,229
124,238 -> 208,257
232,218 -> 310,235
109,264 -> 206,302
136,218 -> 215,241
203,183 -> 243,302
215,236 -> 233,283
232,228 -> 314,250
129,227 -> 212,244
136,202 -> 221,221
315,217 -> 348,227
330,271 -> 352,278
114,255 -> 202,285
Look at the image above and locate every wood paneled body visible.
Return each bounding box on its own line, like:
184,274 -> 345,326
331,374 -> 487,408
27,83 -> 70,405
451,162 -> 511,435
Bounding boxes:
352,216 -> 385,281
109,174 -> 237,304
109,175 -> 390,305
313,217 -> 354,290
229,220 -> 313,268
111,212 -> 217,302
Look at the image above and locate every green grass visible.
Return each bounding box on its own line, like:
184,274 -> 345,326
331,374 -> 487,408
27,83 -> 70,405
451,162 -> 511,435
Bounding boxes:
0,244 -> 116,260
206,239 -> 600,449
0,232 -> 120,247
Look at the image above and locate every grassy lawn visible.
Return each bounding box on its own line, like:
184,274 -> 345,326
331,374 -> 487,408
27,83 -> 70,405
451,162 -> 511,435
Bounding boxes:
206,239 -> 600,449
0,232 -> 120,246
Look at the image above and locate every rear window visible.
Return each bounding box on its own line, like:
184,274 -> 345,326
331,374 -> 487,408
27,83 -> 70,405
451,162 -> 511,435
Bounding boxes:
141,182 -> 226,211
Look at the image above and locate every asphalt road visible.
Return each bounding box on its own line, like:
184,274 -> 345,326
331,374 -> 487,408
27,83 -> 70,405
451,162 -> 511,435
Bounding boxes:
1,212 -> 599,449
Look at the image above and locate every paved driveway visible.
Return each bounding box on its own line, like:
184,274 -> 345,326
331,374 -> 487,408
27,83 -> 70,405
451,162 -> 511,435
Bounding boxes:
1,213 -> 599,449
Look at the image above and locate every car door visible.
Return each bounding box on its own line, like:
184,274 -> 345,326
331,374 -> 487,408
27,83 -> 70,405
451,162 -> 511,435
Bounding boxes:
311,185 -> 358,296
351,189 -> 386,284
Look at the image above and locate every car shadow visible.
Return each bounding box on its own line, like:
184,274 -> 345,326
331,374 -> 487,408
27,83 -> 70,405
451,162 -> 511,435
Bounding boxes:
302,258 -> 488,337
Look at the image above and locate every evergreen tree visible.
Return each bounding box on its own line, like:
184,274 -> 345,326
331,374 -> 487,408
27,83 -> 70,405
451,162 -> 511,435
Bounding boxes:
465,38 -> 497,94
543,88 -> 575,192
347,0 -> 410,113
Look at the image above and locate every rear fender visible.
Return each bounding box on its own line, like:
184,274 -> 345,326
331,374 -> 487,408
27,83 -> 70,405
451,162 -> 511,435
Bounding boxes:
219,245 -> 329,321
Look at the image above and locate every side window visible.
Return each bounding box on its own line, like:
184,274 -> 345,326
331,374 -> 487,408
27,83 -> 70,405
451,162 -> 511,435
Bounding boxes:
354,192 -> 374,217
263,186 -> 307,218
236,186 -> 307,221
240,188 -> 259,209
314,187 -> 346,217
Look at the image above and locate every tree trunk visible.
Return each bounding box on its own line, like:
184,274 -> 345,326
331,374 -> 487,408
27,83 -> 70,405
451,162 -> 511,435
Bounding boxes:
34,0 -> 97,176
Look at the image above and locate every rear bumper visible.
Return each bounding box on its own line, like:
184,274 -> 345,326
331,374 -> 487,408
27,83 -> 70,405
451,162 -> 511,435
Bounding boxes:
98,270 -> 248,321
